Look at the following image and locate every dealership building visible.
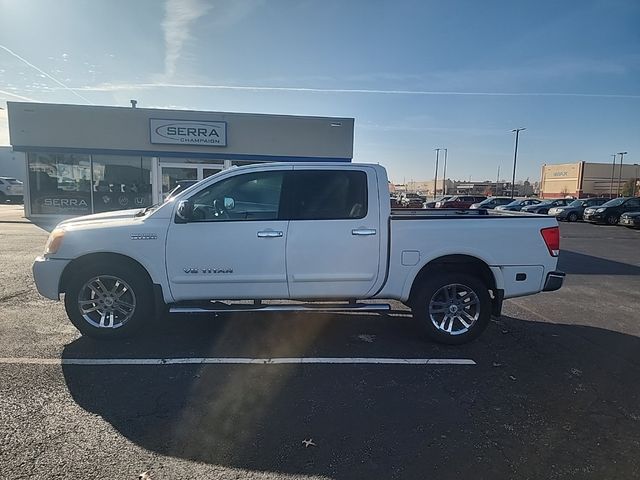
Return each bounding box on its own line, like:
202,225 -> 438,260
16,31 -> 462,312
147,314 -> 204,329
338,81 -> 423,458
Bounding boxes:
540,161 -> 639,199
6,102 -> 354,218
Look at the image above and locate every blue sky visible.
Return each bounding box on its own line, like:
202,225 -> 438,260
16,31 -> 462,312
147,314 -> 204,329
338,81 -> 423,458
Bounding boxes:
0,0 -> 638,183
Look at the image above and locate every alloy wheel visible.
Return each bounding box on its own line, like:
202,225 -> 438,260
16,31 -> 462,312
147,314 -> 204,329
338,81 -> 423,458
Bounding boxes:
77,275 -> 137,329
428,283 -> 480,335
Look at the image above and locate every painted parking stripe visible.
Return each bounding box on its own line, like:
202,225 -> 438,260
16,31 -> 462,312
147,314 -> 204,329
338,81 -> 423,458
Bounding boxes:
0,357 -> 476,366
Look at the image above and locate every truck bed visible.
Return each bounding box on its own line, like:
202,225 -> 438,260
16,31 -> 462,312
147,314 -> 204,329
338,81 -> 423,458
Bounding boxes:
390,208 -> 532,219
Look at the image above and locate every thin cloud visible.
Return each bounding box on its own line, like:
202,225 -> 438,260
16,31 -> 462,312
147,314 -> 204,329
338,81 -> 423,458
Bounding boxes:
73,82 -> 640,99
162,0 -> 213,78
0,44 -> 93,104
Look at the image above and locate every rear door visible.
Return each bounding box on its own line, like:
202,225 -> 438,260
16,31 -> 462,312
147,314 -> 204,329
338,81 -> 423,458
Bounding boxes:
284,167 -> 382,299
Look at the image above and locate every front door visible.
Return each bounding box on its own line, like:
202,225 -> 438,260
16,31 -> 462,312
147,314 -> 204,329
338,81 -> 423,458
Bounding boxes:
284,167 -> 382,299
165,167 -> 291,301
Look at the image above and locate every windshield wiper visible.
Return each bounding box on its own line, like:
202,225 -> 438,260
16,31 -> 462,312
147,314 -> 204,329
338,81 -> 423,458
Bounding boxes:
135,204 -> 160,217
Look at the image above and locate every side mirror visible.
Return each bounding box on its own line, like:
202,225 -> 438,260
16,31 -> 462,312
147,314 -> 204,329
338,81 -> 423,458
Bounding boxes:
175,200 -> 193,223
223,197 -> 235,210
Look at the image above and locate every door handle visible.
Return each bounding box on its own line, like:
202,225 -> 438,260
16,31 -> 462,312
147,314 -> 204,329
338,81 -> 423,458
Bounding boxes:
257,230 -> 283,238
352,228 -> 377,236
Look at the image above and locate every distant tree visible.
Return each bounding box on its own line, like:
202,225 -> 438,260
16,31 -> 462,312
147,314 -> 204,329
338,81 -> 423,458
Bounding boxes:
482,186 -> 493,196
621,179 -> 636,196
560,186 -> 569,197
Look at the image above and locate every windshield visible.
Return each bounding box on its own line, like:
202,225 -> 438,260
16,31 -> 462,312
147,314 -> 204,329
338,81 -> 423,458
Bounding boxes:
602,198 -> 626,207
568,200 -> 583,207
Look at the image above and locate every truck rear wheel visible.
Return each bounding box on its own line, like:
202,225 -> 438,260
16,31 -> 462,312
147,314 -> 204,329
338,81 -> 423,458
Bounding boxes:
64,262 -> 153,339
411,273 -> 491,344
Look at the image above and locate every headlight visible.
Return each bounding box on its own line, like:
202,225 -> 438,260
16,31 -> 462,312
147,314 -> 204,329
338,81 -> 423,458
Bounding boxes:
44,228 -> 65,255
596,208 -> 606,213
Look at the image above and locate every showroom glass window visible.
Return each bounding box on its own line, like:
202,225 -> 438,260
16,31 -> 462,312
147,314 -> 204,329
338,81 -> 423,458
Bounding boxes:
91,155 -> 153,212
28,152 -> 92,215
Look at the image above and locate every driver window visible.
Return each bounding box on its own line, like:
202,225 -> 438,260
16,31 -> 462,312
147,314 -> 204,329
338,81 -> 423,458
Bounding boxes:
189,171 -> 284,222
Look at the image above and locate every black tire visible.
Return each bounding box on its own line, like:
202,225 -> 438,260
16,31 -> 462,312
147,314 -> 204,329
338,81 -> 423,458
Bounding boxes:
568,212 -> 578,222
64,261 -> 154,339
411,272 -> 492,345
0,192 -> 6,203
606,214 -> 618,225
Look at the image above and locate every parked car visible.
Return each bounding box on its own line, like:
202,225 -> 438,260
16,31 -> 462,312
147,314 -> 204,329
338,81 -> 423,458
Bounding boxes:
32,162 -> 563,345
437,195 -> 487,209
521,198 -> 571,214
549,197 -> 611,222
0,176 -> 24,203
618,212 -> 640,229
427,196 -> 452,208
470,197 -> 514,210
495,198 -> 541,212
584,197 -> 640,225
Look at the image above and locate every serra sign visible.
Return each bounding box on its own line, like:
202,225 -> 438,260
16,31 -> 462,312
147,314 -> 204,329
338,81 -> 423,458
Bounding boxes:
150,119 -> 227,146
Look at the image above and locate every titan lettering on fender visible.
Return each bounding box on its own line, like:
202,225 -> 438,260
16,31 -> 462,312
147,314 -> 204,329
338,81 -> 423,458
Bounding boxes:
150,119 -> 227,146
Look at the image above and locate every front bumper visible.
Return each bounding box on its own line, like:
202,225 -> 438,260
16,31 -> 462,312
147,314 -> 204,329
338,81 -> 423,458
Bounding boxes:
543,271 -> 565,292
619,217 -> 640,227
32,256 -> 70,300
583,213 -> 604,223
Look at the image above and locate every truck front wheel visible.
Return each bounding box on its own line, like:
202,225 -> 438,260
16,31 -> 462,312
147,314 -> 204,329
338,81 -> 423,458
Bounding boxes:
412,273 -> 491,344
64,262 -> 153,339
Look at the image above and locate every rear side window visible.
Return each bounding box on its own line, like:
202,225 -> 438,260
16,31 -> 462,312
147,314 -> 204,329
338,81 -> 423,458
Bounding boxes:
285,170 -> 368,220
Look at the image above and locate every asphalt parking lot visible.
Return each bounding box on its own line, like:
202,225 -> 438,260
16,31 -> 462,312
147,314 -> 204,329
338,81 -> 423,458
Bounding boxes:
1,204 -> 639,479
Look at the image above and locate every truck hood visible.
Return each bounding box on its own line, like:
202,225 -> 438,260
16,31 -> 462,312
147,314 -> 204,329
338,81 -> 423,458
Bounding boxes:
57,208 -> 145,227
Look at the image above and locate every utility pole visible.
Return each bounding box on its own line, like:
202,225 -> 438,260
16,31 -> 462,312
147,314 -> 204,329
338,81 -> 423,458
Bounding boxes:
442,148 -> 448,195
511,128 -> 525,199
496,165 -> 501,196
617,151 -> 628,197
433,148 -> 441,200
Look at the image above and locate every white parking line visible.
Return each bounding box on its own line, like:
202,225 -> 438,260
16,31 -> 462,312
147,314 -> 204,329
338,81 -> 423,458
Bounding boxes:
0,357 -> 476,366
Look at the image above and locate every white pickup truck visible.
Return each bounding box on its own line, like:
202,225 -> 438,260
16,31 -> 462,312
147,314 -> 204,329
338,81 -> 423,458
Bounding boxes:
33,163 -> 564,344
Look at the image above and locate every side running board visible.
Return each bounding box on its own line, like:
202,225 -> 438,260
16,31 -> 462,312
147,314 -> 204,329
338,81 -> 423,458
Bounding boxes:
169,301 -> 391,314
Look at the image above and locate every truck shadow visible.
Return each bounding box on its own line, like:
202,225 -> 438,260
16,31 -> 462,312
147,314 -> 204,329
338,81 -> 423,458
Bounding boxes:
61,313 -> 640,479
559,250 -> 640,275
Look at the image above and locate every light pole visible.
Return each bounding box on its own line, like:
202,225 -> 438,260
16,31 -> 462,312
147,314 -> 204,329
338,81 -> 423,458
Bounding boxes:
609,154 -> 617,198
634,164 -> 639,196
617,151 -> 628,197
510,128 -> 525,198
433,148 -> 441,200
496,165 -> 500,196
442,148 -> 448,195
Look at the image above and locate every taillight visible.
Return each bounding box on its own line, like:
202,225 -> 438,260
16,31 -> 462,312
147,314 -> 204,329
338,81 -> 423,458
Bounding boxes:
540,226 -> 560,257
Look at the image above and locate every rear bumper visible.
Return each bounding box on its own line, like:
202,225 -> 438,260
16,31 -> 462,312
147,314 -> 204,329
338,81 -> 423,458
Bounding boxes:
32,256 -> 70,300
543,271 -> 565,292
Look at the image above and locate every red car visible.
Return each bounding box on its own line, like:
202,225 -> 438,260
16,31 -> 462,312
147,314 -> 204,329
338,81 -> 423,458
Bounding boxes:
438,195 -> 487,209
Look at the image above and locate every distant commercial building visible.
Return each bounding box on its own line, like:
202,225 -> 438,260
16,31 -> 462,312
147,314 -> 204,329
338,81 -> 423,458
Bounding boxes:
454,181 -> 533,197
540,162 -> 640,199
7,102 -> 354,218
